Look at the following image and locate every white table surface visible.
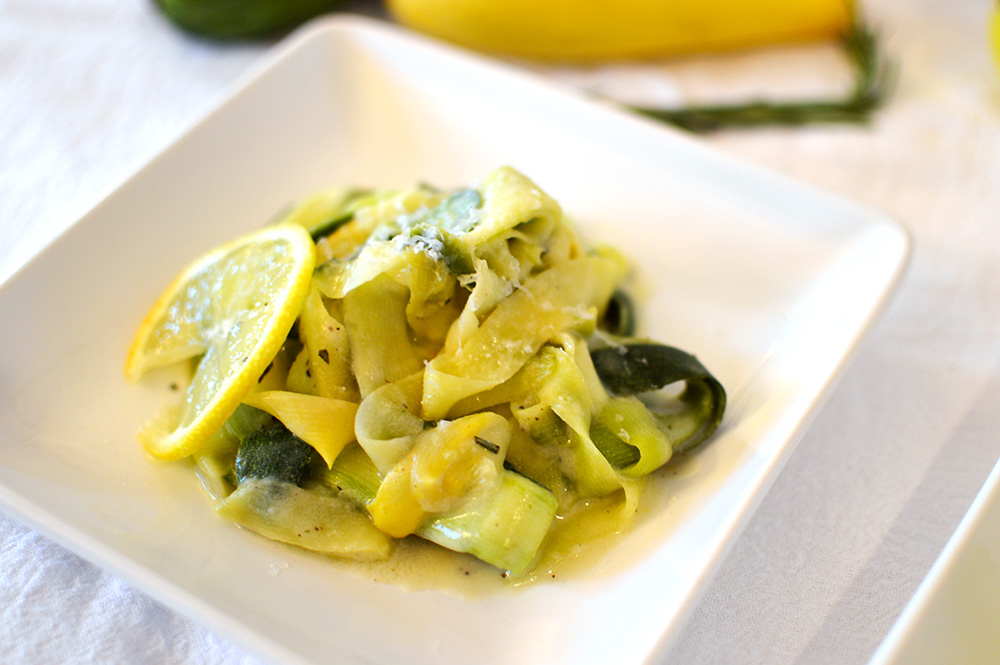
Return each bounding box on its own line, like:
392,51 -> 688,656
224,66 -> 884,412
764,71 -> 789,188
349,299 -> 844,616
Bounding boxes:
2,1 -> 999,663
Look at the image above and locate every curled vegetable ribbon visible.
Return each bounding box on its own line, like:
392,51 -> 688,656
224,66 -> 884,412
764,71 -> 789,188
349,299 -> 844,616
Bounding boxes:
591,343 -> 727,455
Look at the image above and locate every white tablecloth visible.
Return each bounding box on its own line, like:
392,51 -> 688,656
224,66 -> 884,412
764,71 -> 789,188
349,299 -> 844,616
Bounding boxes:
2,1 -> 999,663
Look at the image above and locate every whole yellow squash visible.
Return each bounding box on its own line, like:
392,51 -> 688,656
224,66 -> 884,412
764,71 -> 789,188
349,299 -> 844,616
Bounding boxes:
386,0 -> 854,61
992,1 -> 1000,74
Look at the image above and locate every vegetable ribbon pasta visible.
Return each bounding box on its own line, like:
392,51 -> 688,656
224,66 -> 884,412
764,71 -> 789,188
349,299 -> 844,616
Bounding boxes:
132,166 -> 727,578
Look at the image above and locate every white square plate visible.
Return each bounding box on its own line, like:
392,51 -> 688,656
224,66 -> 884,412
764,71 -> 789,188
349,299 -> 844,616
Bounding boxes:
869,456 -> 1000,665
0,16 -> 909,665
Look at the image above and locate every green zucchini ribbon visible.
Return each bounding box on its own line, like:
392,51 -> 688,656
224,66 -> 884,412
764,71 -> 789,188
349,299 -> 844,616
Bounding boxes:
591,342 -> 726,456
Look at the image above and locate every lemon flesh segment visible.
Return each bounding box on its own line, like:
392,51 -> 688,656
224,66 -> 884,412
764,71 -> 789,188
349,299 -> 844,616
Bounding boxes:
126,224 -> 316,461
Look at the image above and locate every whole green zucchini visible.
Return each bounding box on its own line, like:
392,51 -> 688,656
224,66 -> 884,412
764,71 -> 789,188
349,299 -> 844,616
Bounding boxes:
157,0 -> 346,39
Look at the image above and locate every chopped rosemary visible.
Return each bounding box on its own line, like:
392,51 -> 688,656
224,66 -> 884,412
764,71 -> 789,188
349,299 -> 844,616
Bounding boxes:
631,21 -> 893,132
474,436 -> 501,454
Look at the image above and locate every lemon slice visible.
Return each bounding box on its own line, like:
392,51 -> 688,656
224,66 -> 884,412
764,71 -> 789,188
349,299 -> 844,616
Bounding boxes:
126,224 -> 316,460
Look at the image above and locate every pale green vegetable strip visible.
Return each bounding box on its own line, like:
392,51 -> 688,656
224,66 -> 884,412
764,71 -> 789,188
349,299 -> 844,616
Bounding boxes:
294,286 -> 357,401
503,417 -> 575,508
354,371 -> 425,474
312,242 -> 408,299
440,257 -> 515,353
422,470 -> 558,575
215,477 -> 393,561
591,396 -> 673,477
318,443 -> 382,505
451,339 -> 623,499
401,252 -> 462,352
343,273 -> 426,398
511,339 -> 621,497
423,253 -> 626,420
226,403 -> 275,439
192,425 -> 240,500
310,188 -> 448,299
445,342 -> 556,418
461,166 -> 561,249
192,404 -> 272,500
